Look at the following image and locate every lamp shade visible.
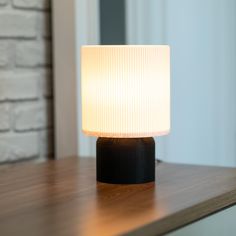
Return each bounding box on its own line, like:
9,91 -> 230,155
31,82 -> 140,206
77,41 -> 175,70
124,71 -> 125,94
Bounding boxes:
81,45 -> 170,138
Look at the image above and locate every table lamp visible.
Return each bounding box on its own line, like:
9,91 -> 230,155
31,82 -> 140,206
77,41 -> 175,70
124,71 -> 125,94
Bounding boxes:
81,45 -> 170,184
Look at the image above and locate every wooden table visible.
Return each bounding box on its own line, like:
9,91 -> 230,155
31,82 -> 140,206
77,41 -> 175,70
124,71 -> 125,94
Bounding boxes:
1,157 -> 236,236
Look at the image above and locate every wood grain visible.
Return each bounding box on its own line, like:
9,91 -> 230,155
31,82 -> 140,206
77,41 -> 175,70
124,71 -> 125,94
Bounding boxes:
0,157 -> 236,236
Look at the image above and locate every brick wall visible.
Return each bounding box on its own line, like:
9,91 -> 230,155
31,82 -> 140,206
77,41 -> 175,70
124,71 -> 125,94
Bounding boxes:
0,0 -> 53,163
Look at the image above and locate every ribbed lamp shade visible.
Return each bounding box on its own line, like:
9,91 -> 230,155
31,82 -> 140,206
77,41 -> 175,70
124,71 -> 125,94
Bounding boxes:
81,45 -> 170,138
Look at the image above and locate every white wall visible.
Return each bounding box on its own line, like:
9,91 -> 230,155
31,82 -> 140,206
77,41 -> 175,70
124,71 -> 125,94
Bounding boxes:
126,0 -> 236,166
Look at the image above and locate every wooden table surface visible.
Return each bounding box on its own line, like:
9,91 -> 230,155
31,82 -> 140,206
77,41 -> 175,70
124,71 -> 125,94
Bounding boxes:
1,157 -> 236,236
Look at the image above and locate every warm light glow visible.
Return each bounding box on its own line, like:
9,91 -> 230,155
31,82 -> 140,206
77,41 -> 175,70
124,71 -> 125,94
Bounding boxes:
81,45 -> 170,138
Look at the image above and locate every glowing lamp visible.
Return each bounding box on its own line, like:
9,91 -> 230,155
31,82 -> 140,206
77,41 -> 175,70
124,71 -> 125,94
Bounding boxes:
81,45 -> 170,184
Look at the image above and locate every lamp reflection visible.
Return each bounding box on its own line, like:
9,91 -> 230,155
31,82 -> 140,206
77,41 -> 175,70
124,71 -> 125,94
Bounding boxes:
81,182 -> 167,236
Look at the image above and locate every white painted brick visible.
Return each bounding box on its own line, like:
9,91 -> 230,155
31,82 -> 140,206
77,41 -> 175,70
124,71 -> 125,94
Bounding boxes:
0,41 -> 12,67
0,132 -> 39,162
0,4 -> 52,163
37,12 -> 51,38
16,41 -> 51,67
0,72 -> 38,101
14,100 -> 52,131
39,69 -> 52,97
0,0 -> 7,6
0,104 -> 11,131
12,0 -> 50,10
39,129 -> 53,156
0,11 -> 37,38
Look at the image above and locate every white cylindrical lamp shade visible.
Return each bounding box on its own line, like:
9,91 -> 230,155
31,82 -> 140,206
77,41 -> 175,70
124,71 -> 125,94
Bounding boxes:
81,45 -> 170,138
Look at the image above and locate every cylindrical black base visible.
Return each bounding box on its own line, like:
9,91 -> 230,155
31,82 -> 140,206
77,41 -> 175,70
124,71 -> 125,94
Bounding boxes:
96,137 -> 155,184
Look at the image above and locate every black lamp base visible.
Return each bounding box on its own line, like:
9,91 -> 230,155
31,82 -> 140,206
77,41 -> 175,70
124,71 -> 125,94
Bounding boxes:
96,137 -> 155,184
